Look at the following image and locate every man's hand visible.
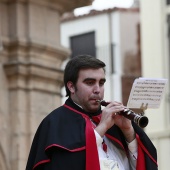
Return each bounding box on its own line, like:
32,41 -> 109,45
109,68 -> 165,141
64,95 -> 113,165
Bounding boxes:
95,101 -> 135,142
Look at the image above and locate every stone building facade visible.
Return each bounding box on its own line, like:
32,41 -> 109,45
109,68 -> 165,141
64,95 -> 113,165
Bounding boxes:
0,0 -> 92,170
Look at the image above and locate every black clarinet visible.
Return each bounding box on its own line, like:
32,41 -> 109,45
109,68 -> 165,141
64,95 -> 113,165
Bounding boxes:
96,100 -> 149,128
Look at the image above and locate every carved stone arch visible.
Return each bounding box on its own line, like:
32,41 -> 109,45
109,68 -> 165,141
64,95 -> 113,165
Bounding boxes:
0,144 -> 8,170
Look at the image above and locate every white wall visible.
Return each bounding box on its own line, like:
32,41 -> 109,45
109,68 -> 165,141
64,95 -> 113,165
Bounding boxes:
140,0 -> 169,132
140,0 -> 170,169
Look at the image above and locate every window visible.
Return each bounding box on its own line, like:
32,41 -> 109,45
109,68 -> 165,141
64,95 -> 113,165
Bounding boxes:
70,32 -> 96,58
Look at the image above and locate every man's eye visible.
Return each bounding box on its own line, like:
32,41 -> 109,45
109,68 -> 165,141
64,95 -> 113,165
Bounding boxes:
86,81 -> 94,85
99,81 -> 105,86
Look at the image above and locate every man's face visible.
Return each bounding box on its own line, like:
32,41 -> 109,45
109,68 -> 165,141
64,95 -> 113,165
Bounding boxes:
69,68 -> 106,113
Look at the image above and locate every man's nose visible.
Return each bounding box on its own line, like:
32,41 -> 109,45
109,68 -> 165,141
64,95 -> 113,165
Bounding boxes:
93,84 -> 100,94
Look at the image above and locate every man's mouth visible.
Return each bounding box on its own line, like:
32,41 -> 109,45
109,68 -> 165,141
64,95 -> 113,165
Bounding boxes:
90,99 -> 101,104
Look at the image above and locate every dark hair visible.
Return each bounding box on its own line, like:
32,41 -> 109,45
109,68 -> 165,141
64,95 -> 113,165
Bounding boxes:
64,55 -> 106,97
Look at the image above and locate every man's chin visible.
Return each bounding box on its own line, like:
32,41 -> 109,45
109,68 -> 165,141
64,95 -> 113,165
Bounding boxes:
88,105 -> 100,113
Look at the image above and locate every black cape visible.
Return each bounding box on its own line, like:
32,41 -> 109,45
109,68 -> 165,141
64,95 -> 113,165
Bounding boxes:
26,98 -> 158,170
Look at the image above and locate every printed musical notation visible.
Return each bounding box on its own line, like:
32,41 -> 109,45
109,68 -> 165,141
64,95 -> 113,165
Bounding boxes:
127,78 -> 168,109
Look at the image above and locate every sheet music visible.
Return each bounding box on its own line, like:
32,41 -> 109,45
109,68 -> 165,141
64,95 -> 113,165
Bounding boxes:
127,78 -> 168,109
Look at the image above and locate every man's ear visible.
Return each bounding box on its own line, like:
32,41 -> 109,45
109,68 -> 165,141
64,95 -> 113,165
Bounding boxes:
67,81 -> 75,94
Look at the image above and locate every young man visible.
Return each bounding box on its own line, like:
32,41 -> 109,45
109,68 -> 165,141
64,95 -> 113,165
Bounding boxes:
26,55 -> 158,170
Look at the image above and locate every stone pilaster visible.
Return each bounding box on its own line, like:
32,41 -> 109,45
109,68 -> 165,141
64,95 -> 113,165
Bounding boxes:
0,0 -> 93,169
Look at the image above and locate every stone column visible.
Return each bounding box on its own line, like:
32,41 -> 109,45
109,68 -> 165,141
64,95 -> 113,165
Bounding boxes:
0,0 -> 92,170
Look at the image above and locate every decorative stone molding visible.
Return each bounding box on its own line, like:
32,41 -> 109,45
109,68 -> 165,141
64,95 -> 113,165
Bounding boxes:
0,0 -> 93,14
3,40 -> 69,94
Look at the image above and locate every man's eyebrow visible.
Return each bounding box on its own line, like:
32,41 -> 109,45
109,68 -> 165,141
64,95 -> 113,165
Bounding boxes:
83,78 -> 106,82
83,78 -> 95,82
